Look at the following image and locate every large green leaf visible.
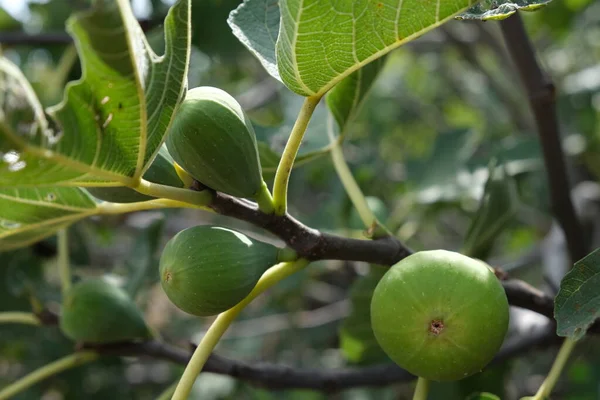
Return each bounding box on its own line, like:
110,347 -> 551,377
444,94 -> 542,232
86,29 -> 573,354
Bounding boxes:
229,0 -> 385,136
276,0 -> 473,96
0,187 -> 98,252
555,247 -> 600,340
228,0 -> 282,82
456,0 -> 552,20
0,0 -> 191,187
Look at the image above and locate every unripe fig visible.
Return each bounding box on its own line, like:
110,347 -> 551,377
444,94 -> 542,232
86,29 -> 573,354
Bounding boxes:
165,86 -> 263,199
370,250 -> 509,381
159,225 -> 293,316
60,279 -> 151,343
87,146 -> 183,203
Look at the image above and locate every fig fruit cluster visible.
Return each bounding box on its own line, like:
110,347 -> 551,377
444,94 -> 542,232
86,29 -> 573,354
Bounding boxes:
60,279 -> 150,343
370,250 -> 510,381
159,225 -> 294,316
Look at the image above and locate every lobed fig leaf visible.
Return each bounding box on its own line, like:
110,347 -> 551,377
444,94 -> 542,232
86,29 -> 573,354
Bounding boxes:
159,225 -> 288,316
371,250 -> 509,381
60,278 -> 151,343
166,86 -> 263,199
87,146 -> 183,203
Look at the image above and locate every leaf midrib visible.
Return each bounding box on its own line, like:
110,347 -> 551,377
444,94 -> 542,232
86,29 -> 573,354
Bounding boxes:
1,121 -> 134,185
0,192 -> 95,212
0,212 -> 96,239
289,1 -> 474,97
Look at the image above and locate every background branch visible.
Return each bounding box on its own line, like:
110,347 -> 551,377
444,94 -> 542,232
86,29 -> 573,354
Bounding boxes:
0,19 -> 158,46
498,14 -> 588,263
85,320 -> 557,392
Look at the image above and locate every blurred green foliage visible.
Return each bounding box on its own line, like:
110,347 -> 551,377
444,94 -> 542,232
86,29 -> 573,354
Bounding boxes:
0,0 -> 599,399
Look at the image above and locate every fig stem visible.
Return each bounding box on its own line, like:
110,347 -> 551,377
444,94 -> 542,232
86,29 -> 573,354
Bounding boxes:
134,179 -> 214,207
412,377 -> 430,400
97,198 -> 206,214
272,95 -> 322,216
171,258 -> 311,400
531,337 -> 578,400
327,114 -> 390,238
57,228 -> 71,295
0,312 -> 40,326
173,161 -> 195,189
255,181 -> 275,214
277,247 -> 299,263
0,351 -> 97,399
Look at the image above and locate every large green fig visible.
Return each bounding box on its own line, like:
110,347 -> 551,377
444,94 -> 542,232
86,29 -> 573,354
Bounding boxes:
60,279 -> 151,343
370,250 -> 509,382
159,225 -> 291,316
166,86 -> 263,199
87,146 -> 183,203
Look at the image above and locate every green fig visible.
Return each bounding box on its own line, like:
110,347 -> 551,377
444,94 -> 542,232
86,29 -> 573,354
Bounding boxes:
60,279 -> 151,343
370,250 -> 509,382
165,86 -> 263,199
87,146 -> 183,203
159,225 -> 293,316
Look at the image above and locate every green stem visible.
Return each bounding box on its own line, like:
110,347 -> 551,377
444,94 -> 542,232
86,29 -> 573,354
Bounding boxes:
327,114 -> 389,237
531,337 -> 578,400
134,179 -> 214,207
171,259 -> 311,400
57,228 -> 71,296
0,312 -> 40,326
254,181 -> 275,214
412,377 -> 430,400
0,352 -> 97,400
277,247 -> 299,262
272,95 -> 322,215
97,198 -> 206,214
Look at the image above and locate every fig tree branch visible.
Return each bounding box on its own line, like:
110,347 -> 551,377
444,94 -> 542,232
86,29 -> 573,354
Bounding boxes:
208,191 -> 412,265
85,321 -> 558,392
25,301 -> 600,392
498,14 -> 587,263
207,191 -> 560,322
